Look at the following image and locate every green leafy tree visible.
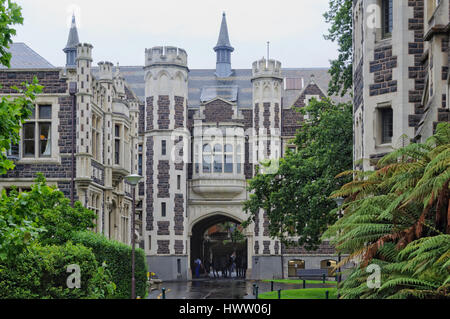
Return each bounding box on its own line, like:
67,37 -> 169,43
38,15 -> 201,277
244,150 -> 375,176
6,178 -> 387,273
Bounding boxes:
244,98 -> 353,250
0,0 -> 23,68
323,123 -> 450,299
0,175 -> 96,261
324,0 -> 353,97
0,0 -> 43,175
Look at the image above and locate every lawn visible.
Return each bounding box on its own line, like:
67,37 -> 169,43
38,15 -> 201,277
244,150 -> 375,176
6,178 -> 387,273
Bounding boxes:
262,279 -> 337,285
258,287 -> 337,299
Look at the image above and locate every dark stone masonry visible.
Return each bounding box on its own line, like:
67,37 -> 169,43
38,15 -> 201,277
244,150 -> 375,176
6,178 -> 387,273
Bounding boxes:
157,221 -> 170,236
157,160 -> 170,198
174,194 -> 184,236
369,45 -> 398,96
157,95 -> 170,130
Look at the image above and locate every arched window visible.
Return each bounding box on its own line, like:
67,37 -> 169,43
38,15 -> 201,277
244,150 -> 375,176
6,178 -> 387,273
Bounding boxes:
203,144 -> 211,173
224,144 -> 233,173
213,144 -> 223,173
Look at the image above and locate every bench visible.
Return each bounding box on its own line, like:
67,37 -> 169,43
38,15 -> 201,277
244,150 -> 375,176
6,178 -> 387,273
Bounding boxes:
296,269 -> 330,283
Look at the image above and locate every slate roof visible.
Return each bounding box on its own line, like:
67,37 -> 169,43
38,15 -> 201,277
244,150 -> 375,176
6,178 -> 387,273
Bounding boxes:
94,66 -> 350,108
64,15 -> 80,50
215,13 -> 233,49
0,43 -> 55,69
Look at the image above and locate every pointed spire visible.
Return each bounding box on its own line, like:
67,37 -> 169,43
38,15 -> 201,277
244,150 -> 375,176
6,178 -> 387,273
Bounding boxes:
215,12 -> 233,49
63,14 -> 80,68
214,12 -> 234,78
65,14 -> 80,50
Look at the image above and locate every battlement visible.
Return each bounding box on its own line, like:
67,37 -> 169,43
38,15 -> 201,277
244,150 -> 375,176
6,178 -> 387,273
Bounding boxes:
98,61 -> 114,81
145,46 -> 188,68
76,43 -> 93,61
252,58 -> 282,78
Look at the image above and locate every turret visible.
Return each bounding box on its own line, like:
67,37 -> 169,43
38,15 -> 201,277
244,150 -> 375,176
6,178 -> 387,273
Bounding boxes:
251,57 -> 283,167
143,45 -> 190,278
145,46 -> 188,69
114,63 -> 125,97
214,13 -> 234,78
63,14 -> 80,68
252,58 -> 282,79
97,61 -> 114,81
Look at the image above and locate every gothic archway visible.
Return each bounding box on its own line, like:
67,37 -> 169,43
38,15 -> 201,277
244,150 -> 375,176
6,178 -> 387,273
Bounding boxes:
190,213 -> 248,279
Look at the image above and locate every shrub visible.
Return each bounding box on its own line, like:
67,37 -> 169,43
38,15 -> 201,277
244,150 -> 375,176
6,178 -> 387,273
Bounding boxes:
71,231 -> 148,299
0,242 -> 116,299
0,174 -> 96,253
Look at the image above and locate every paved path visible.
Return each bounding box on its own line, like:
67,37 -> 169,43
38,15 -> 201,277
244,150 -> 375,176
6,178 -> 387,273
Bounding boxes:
147,279 -> 335,299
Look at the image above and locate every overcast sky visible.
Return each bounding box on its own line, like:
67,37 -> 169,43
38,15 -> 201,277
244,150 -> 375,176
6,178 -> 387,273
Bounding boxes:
12,0 -> 338,69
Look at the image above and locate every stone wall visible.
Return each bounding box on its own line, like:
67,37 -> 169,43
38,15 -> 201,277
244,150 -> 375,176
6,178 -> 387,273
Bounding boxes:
157,95 -> 170,130
146,136 -> 154,231
369,45 -> 398,96
203,99 -> 234,122
408,0 -> 426,131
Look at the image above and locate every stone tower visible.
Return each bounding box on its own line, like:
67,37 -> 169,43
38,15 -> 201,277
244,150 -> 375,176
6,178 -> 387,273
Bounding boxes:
75,43 -> 94,182
250,57 -> 284,279
143,46 -> 190,280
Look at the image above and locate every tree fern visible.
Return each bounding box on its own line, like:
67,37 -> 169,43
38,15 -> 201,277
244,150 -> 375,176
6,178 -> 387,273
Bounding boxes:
324,123 -> 450,299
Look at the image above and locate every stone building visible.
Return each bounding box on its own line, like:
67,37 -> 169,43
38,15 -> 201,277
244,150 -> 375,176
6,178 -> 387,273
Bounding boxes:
0,16 -> 142,247
1,13 -> 350,280
353,0 -> 450,171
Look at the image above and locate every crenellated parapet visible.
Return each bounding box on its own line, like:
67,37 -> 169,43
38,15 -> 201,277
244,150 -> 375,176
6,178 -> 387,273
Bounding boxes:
145,46 -> 188,69
76,43 -> 93,62
97,61 -> 114,81
252,58 -> 282,80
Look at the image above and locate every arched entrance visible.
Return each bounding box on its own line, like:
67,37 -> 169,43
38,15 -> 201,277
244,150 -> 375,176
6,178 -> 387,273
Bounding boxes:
190,214 -> 248,279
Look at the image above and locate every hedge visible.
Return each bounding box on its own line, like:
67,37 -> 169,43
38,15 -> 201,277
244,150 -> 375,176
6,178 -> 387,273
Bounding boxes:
71,231 -> 148,299
0,242 -> 115,299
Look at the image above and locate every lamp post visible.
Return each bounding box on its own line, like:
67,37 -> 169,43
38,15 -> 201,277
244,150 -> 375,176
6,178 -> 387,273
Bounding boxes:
333,197 -> 344,299
125,174 -> 143,299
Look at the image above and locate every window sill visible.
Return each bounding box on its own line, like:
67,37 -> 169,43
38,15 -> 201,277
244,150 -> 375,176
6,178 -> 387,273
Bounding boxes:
17,157 -> 60,165
375,36 -> 392,48
375,143 -> 393,150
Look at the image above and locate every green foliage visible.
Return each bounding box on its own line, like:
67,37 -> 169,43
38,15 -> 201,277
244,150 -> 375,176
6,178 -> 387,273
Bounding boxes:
323,0 -> 353,97
323,123 -> 450,299
71,231 -> 148,299
0,76 -> 43,175
0,174 -> 96,261
0,242 -> 116,299
244,98 -> 353,250
0,1 -> 43,175
0,0 -> 23,68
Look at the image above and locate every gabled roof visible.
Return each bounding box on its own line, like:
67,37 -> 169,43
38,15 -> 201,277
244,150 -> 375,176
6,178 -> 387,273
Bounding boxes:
200,85 -> 238,103
0,43 -> 54,69
291,75 -> 328,108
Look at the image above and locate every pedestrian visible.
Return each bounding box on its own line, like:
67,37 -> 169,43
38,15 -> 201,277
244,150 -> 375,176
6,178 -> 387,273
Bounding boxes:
236,253 -> 242,278
194,257 -> 202,278
230,251 -> 236,277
